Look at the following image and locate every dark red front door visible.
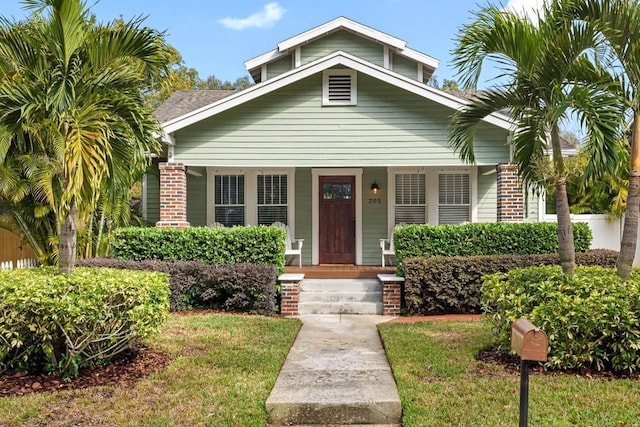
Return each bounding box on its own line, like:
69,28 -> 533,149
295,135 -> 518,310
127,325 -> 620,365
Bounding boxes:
319,176 -> 356,264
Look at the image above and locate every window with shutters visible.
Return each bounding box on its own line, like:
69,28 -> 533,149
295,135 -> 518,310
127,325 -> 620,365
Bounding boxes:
395,173 -> 426,224
214,175 -> 245,226
322,69 -> 357,105
258,174 -> 288,225
438,173 -> 470,224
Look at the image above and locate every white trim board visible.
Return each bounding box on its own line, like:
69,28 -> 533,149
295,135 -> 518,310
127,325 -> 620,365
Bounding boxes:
311,168 -> 363,265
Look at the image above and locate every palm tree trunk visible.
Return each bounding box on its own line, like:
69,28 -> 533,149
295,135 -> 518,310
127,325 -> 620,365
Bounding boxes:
555,177 -> 575,275
551,123 -> 575,276
617,112 -> 640,280
59,204 -> 77,275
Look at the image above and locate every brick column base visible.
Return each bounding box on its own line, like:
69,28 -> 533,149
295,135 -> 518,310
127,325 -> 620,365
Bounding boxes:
278,274 -> 304,316
156,162 -> 190,228
378,274 -> 404,316
497,163 -> 524,222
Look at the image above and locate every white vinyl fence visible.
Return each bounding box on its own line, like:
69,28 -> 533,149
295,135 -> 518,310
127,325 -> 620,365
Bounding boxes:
0,258 -> 39,270
545,214 -> 640,265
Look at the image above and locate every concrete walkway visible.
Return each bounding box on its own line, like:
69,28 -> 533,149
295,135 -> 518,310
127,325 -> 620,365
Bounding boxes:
266,314 -> 401,426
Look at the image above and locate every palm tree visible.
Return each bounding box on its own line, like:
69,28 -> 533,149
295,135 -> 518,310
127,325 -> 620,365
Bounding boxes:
561,0 -> 640,279
449,1 -> 623,275
0,0 -> 169,273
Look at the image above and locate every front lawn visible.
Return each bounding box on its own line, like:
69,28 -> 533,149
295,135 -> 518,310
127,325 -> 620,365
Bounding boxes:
379,320 -> 640,427
0,313 -> 301,427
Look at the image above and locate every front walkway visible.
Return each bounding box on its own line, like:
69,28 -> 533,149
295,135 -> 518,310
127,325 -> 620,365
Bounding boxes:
266,314 -> 401,426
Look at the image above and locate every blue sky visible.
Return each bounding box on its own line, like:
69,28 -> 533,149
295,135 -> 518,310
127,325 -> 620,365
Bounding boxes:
0,0 -> 543,87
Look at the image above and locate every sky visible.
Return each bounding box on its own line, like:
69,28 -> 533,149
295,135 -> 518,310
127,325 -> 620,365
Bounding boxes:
0,0 -> 546,86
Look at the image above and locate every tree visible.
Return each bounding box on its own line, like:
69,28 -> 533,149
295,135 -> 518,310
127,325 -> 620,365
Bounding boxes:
144,45 -> 200,108
441,79 -> 460,91
564,0 -> 640,279
0,0 -> 169,274
449,1 -> 623,275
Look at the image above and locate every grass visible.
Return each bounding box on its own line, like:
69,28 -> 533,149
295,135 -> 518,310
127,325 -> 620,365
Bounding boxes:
379,320 -> 640,427
0,312 -> 301,427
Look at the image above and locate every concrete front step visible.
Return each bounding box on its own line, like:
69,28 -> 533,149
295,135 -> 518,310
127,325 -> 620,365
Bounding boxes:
299,279 -> 383,315
302,279 -> 381,293
298,301 -> 383,315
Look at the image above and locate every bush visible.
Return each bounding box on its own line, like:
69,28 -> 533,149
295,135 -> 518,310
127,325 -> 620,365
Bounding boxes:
0,267 -> 169,379
482,265 -> 640,372
110,226 -> 286,275
394,222 -> 592,275
404,250 -> 618,315
77,258 -> 277,314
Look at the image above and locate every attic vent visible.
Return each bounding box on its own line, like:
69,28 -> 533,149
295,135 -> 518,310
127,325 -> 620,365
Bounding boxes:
323,69 -> 357,105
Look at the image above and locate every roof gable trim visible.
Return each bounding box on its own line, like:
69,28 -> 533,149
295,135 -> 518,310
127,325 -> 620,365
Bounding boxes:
163,51 -> 514,134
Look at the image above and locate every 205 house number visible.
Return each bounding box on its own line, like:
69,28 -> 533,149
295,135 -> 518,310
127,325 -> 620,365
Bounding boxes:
368,198 -> 382,204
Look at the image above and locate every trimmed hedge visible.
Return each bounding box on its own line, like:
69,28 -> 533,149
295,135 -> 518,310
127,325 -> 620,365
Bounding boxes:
483,265 -> 640,372
77,258 -> 277,314
0,267 -> 169,379
404,249 -> 618,315
110,226 -> 286,275
394,222 -> 592,275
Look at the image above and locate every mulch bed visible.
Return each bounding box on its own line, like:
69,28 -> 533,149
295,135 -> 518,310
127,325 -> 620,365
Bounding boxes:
476,348 -> 640,380
0,346 -> 171,397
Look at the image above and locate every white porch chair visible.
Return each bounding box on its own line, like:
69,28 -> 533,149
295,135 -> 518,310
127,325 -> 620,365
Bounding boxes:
379,230 -> 396,267
208,221 -> 225,228
272,222 -> 304,267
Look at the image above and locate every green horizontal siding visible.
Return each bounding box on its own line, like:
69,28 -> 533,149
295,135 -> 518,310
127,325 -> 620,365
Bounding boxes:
174,73 -> 510,167
392,53 -> 417,80
294,168 -> 313,265
144,163 -> 160,225
301,30 -> 384,67
187,169 -> 207,226
267,54 -> 292,79
362,167 -> 387,265
477,166 -> 497,223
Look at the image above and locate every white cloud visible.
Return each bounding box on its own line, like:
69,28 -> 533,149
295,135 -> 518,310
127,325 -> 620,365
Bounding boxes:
503,0 -> 547,21
219,3 -> 286,30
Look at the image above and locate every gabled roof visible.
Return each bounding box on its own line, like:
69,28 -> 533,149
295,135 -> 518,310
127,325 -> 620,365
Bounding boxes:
161,50 -> 514,135
154,90 -> 235,123
244,17 -> 439,74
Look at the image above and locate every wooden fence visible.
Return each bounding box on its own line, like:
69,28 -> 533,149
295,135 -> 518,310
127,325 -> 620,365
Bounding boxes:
0,229 -> 36,266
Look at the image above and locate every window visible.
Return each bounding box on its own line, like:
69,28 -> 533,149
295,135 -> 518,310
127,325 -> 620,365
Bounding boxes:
214,175 -> 245,226
395,173 -> 426,224
322,69 -> 357,105
439,173 -> 470,224
258,174 -> 288,225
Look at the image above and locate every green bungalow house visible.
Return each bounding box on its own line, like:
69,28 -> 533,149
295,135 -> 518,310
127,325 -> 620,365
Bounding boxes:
146,17 -> 540,266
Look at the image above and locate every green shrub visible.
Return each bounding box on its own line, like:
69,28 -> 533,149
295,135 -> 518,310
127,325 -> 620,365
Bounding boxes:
482,265 -> 640,372
394,222 -> 592,275
77,258 -> 276,314
0,267 -> 169,379
404,249 -> 618,315
110,226 -> 286,275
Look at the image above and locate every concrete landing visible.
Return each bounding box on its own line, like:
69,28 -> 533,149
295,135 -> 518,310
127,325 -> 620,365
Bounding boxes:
266,315 -> 401,426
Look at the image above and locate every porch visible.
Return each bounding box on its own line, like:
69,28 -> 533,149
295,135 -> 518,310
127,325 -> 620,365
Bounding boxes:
283,264 -> 396,279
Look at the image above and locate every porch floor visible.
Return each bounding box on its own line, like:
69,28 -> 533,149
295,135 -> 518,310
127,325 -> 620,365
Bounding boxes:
283,264 -> 396,279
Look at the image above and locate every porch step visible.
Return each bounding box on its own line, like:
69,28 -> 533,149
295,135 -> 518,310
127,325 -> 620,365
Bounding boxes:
299,279 -> 383,315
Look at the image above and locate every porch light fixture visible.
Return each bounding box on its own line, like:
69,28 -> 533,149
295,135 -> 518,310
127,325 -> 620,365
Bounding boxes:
370,181 -> 380,193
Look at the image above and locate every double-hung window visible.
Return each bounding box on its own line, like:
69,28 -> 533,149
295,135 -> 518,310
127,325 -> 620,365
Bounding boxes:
394,173 -> 426,224
438,173 -> 470,224
214,175 -> 245,226
257,174 -> 288,225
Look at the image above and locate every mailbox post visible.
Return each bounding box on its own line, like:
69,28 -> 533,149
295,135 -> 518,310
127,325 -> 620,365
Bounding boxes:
511,319 -> 548,427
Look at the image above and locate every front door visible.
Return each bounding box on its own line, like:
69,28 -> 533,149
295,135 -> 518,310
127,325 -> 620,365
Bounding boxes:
319,176 -> 356,264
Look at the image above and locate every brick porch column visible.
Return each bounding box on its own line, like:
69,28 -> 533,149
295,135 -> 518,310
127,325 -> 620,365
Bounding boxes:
156,162 -> 190,228
497,163 -> 524,222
